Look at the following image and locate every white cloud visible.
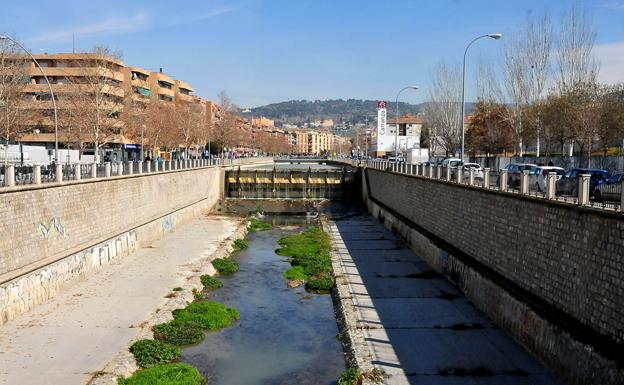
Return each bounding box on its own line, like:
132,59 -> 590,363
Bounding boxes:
25,7 -> 235,45
27,12 -> 149,44
594,41 -> 624,85
602,1 -> 624,11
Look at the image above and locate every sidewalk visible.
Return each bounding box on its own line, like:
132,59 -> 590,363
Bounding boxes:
0,215 -> 243,385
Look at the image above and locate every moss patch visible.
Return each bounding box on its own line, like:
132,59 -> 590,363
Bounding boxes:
233,239 -> 248,251
284,266 -> 307,281
212,258 -> 239,275
200,274 -> 223,291
249,217 -> 272,232
277,226 -> 334,291
172,301 -> 240,330
129,339 -> 181,368
153,320 -> 205,346
117,363 -> 204,385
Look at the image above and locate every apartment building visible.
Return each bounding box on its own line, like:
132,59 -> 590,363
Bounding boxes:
14,53 -> 211,149
288,129 -> 337,155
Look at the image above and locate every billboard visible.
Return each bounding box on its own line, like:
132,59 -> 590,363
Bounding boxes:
377,101 -> 387,150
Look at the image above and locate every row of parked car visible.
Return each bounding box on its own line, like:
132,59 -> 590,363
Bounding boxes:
431,158 -> 623,202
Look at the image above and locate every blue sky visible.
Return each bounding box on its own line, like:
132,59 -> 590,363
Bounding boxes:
1,0 -> 623,107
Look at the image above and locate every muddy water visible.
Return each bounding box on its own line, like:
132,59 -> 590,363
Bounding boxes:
182,216 -> 345,385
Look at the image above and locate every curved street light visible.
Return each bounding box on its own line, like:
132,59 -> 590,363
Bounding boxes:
459,33 -> 501,161
0,35 -> 59,163
394,85 -> 419,163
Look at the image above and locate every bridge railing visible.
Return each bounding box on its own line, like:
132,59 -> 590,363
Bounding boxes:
0,157 -> 271,191
363,159 -> 624,213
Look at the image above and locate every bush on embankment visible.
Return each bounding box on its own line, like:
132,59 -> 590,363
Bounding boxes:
200,274 -> 223,291
277,226 -> 334,291
129,339 -> 181,368
117,363 -> 204,385
212,258 -> 239,275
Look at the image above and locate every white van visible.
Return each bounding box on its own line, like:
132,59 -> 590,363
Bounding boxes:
441,158 -> 462,169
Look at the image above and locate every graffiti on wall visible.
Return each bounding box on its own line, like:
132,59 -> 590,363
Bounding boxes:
38,217 -> 69,240
162,214 -> 173,233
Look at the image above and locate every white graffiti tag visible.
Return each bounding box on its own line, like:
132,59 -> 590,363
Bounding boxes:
38,218 -> 69,240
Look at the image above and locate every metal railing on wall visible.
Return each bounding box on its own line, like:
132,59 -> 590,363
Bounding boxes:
0,157 -> 250,190
358,159 -> 624,214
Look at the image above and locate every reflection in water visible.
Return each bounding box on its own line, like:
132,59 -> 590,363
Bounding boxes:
182,217 -> 345,385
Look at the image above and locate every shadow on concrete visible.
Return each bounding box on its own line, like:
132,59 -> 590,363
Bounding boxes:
331,216 -> 562,385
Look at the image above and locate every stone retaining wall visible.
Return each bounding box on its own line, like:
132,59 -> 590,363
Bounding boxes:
362,168 -> 624,385
0,167 -> 224,324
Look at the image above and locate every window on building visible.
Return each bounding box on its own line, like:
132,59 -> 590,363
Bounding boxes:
399,124 -> 406,136
158,81 -> 172,89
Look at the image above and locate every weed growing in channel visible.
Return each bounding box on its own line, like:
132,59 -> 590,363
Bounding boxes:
233,239 -> 249,251
172,301 -> 240,330
338,368 -> 362,385
277,226 -> 334,291
249,217 -> 272,232
117,363 -> 204,385
200,274 -> 223,291
129,339 -> 181,368
212,258 -> 239,275
153,320 -> 205,346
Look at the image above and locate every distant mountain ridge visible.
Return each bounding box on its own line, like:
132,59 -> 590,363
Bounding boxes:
245,99 -> 424,126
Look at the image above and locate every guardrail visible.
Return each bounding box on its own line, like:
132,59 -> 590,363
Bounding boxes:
0,158 -> 242,190
362,159 -> 624,213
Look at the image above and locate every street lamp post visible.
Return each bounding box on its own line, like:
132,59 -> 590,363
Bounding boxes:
394,86 -> 419,163
0,35 -> 59,163
459,33 -> 502,161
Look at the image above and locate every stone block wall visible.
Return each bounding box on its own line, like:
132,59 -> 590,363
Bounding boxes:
0,167 -> 224,281
363,168 -> 624,384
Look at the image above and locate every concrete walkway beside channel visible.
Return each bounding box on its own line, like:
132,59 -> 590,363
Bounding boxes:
0,215 -> 242,385
328,216 -> 562,385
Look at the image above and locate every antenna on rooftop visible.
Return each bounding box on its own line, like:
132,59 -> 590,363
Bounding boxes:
72,34 -> 75,53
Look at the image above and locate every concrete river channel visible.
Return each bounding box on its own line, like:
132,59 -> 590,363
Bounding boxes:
182,215 -> 345,385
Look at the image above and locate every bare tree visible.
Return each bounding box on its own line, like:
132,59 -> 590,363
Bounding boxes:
423,61 -> 462,157
501,13 -> 553,156
68,46 -> 125,162
213,90 -> 239,156
556,6 -> 597,93
0,39 -> 31,166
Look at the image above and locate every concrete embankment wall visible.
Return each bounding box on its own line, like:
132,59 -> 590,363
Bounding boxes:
0,167 -> 225,324
361,168 -> 624,385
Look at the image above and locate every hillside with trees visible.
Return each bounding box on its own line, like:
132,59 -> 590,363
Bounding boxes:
246,99 -> 423,126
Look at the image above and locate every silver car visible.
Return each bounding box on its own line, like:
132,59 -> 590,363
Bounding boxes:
529,166 -> 566,192
462,163 -> 484,179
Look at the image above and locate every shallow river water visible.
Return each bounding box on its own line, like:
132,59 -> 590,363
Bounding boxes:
182,216 -> 345,385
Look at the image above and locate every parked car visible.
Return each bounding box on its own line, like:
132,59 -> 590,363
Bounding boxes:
593,173 -> 623,202
441,158 -> 462,169
501,163 -> 537,188
528,166 -> 566,192
556,168 -> 610,197
462,163 -> 484,179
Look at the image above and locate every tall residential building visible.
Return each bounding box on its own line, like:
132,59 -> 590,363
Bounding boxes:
13,53 -> 212,148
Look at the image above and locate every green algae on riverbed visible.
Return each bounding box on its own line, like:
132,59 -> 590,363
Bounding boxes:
212,258 -> 239,275
117,363 -> 203,385
129,339 -> 181,368
277,226 -> 335,291
249,217 -> 272,232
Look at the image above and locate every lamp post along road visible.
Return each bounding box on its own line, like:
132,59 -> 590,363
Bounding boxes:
394,86 -> 419,164
0,35 -> 59,163
459,33 -> 501,161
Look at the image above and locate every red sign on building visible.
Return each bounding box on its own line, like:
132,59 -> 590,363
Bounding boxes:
377,101 -> 387,109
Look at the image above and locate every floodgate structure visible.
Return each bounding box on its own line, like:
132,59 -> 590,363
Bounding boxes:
0,158 -> 622,385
